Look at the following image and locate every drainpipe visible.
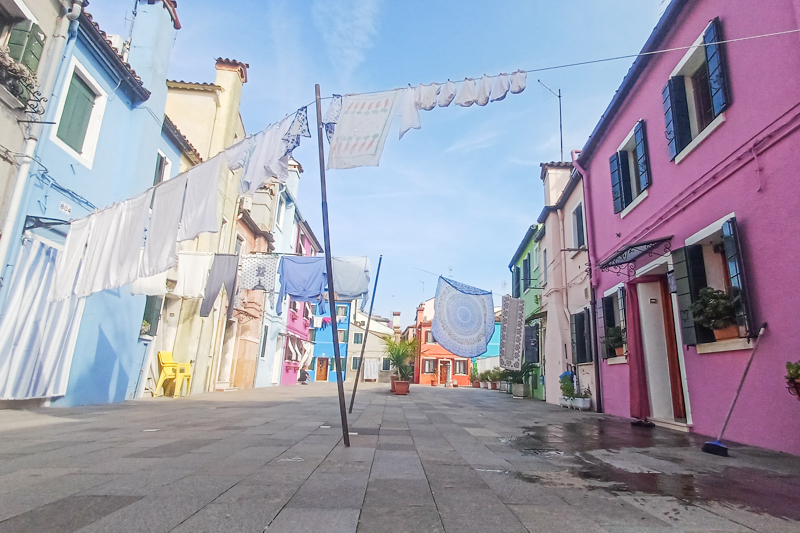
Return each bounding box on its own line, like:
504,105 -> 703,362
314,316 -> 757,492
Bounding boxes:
0,1 -> 82,310
571,149 -> 603,413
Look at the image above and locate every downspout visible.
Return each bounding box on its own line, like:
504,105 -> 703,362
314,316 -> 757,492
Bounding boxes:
571,149 -> 603,413
0,1 -> 82,310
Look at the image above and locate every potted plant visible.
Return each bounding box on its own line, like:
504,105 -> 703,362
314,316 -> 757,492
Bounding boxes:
572,388 -> 592,410
559,371 -> 575,408
502,363 -> 536,398
786,360 -> 800,400
394,363 -> 413,395
603,326 -> 626,357
691,287 -> 739,341
489,367 -> 501,390
430,374 -> 438,386
384,338 -> 418,394
479,371 -> 489,388
472,371 -> 480,388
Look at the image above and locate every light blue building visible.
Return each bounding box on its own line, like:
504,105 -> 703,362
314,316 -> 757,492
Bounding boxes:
307,301 -> 351,383
0,2 -> 183,406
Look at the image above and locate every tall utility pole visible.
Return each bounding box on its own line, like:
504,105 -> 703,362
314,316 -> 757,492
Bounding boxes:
538,79 -> 563,162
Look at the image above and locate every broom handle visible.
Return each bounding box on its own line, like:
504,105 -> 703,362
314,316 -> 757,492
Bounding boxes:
716,323 -> 767,441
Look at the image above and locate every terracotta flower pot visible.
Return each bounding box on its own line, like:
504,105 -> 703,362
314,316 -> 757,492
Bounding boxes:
430,380 -> 438,386
490,382 -> 498,390
472,381 -> 480,388
713,324 -> 739,341
390,375 -> 396,392
615,346 -> 625,357
394,381 -> 410,395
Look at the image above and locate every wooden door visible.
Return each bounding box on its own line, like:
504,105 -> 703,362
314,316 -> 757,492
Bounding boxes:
316,358 -> 329,381
439,361 -> 449,384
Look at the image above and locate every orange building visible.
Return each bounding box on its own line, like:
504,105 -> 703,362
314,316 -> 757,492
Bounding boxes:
408,298 -> 472,387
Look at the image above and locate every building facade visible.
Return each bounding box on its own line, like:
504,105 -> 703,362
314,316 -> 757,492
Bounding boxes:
307,301 -> 351,383
346,310 -> 394,384
412,298 -> 472,387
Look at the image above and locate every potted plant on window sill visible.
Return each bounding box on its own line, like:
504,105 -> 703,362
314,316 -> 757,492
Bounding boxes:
786,361 -> 800,400
603,326 -> 626,357
691,287 -> 739,341
559,371 -> 575,408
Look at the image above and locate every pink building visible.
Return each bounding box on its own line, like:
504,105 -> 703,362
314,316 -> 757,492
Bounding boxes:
576,0 -> 800,454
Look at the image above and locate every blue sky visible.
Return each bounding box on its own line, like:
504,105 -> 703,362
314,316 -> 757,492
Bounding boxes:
90,0 -> 667,328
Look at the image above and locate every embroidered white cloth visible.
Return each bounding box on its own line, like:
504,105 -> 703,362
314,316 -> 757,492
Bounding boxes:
454,78 -> 477,107
510,70 -> 527,94
74,204 -> 125,297
131,270 -> 168,296
416,83 -> 440,111
438,80 -> 457,107
327,90 -> 401,170
499,295 -> 526,370
475,75 -> 492,106
109,190 -> 151,289
431,277 -> 494,358
51,216 -> 94,301
227,116 -> 292,193
172,252 -> 214,298
398,86 -> 420,140
177,154 -> 223,242
240,254 -> 280,292
491,74 -> 510,102
323,95 -> 343,143
140,175 -> 187,278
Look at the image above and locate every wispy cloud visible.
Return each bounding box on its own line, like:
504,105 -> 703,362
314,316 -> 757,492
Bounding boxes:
443,129 -> 501,154
312,0 -> 381,83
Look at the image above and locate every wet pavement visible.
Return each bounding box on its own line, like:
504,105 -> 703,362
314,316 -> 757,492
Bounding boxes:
0,383 -> 799,532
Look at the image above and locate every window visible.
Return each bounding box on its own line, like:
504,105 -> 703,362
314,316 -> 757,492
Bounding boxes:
259,325 -> 269,359
337,330 -> 346,343
235,235 -> 244,256
570,309 -> 592,364
609,121 -> 651,214
672,216 -> 753,346
351,357 -> 361,371
542,250 -> 548,284
218,217 -> 229,253
276,196 -> 285,227
308,328 -> 316,342
524,324 -> 539,363
57,73 -> 96,153
289,299 -> 298,312
382,358 -> 391,371
336,305 -> 347,318
511,265 -> 521,298
302,303 -> 310,319
140,296 -> 162,337
454,360 -> 467,375
597,287 -> 627,359
153,150 -> 172,186
522,253 -> 530,291
353,333 -> 363,344
532,244 -> 540,270
7,19 -> 45,73
572,204 -> 585,248
663,18 -> 730,160
425,331 -> 436,344
422,359 -> 436,374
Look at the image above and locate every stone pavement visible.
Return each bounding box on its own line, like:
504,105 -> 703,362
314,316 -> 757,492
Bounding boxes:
1,383 -> 799,532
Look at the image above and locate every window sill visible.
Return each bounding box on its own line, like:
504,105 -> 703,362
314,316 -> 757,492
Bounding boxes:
674,113 -> 726,164
619,189 -> 649,219
575,362 -> 594,367
0,84 -> 25,110
606,356 -> 628,365
696,337 -> 752,354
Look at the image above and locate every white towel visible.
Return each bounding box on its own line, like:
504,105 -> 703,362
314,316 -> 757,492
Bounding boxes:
475,75 -> 492,106
416,83 -> 440,111
109,190 -> 151,289
51,216 -> 94,301
140,175 -> 187,278
177,155 -> 223,242
510,70 -> 527,94
398,86 -> 421,140
364,358 -> 380,380
491,74 -> 510,102
74,204 -> 125,297
172,251 -> 214,299
227,117 -> 292,194
131,270 -> 168,296
437,80 -> 457,107
454,78 -> 477,107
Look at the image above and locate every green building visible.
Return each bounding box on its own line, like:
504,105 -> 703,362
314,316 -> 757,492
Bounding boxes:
508,224 -> 545,400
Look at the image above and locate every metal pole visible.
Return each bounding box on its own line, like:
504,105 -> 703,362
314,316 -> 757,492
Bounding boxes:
349,255 -> 383,413
314,84 -> 350,447
558,89 -> 563,162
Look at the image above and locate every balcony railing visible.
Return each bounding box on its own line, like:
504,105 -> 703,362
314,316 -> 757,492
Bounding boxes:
0,46 -> 46,115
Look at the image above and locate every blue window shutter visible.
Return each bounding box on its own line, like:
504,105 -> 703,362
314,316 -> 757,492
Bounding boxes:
722,218 -> 754,337
634,121 -> 652,191
609,153 -> 624,214
704,18 -> 731,117
663,77 -> 692,160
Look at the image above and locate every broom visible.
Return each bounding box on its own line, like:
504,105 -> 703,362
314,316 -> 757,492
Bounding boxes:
702,322 -> 767,457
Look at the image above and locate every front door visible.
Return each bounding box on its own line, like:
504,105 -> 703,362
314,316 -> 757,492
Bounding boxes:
316,357 -> 329,381
439,361 -> 450,386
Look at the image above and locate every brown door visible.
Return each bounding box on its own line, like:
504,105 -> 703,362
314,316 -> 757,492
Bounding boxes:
659,278 -> 686,420
316,358 -> 329,381
439,361 -> 449,384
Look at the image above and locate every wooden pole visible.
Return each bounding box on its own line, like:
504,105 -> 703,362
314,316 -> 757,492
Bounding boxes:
349,255 -> 383,413
314,84 -> 350,447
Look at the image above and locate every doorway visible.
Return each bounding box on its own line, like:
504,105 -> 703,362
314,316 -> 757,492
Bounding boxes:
316,357 -> 329,381
439,360 -> 451,386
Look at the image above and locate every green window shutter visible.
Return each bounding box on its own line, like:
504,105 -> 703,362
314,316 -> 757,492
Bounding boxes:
704,18 -> 731,117
663,77 -> 692,160
57,74 -> 96,153
522,255 -> 530,290
634,120 -> 652,192
7,20 -> 46,72
570,313 -> 577,364
142,296 -> 163,337
583,308 -> 593,363
722,217 -> 754,337
672,245 -> 714,345
512,266 -> 520,298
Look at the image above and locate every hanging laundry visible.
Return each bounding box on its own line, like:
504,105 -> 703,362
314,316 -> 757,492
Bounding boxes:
177,154 -> 223,242
398,86 -> 420,140
510,70 -> 527,94
313,316 -> 324,329
499,294 -> 526,370
431,277 -> 494,358
108,190 -> 152,289
74,203 -> 125,298
130,270 -> 168,296
416,83 -> 440,111
475,75 -> 492,106
491,73 -> 510,102
283,106 -> 312,157
333,256 -> 370,309
276,256 -> 327,315
226,116 -> 293,194
51,216 -> 94,301
199,254 -> 239,318
327,89 -> 401,170
0,239 -> 84,400
172,252 -> 214,299
140,174 -> 187,278
363,358 -> 380,380
453,78 -> 477,107
323,95 -> 343,143
437,80 -> 457,107
240,253 -> 280,291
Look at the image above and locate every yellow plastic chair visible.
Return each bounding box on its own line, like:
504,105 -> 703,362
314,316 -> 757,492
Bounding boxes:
156,351 -> 192,398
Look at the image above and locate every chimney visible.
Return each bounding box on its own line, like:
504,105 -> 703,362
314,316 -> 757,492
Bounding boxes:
392,311 -> 400,329
207,58 -> 249,157
416,305 -> 424,326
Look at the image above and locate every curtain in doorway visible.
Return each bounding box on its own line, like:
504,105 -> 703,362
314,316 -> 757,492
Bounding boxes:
0,238 -> 85,399
625,283 -> 651,420
363,358 -> 380,380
